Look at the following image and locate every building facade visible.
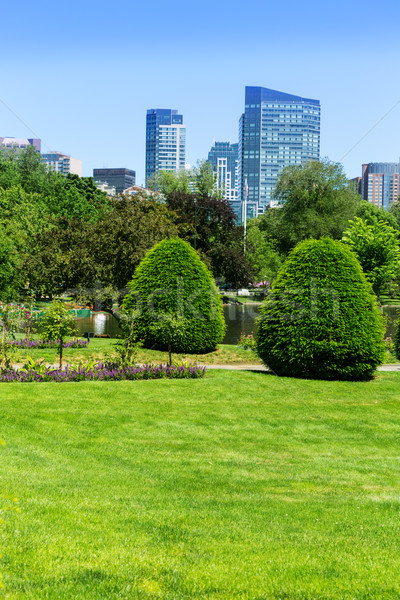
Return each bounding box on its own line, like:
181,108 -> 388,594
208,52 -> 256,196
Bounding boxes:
41,152 -> 82,176
145,109 -> 186,184
95,181 -> 116,196
207,141 -> 239,217
93,168 -> 136,193
0,137 -> 41,152
361,163 -> 400,210
238,86 -> 321,219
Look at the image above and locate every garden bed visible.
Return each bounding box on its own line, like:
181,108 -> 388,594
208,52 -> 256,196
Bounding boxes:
0,362 -> 206,382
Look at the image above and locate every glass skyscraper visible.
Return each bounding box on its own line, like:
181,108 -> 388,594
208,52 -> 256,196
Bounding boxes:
207,141 -> 239,218
145,108 -> 186,184
238,86 -> 321,218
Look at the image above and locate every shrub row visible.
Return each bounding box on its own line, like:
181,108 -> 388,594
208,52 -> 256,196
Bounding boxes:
0,362 -> 206,383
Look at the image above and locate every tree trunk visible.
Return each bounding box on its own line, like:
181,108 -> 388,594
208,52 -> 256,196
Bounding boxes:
60,337 -> 63,370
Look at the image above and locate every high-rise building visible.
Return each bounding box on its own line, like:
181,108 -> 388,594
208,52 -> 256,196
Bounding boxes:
93,168 -> 136,194
0,137 -> 41,152
207,141 -> 239,218
41,152 -> 82,176
360,162 -> 400,210
238,86 -> 321,218
145,109 -> 186,184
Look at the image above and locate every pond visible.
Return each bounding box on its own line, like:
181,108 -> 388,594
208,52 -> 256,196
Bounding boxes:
72,304 -> 261,345
72,304 -> 399,345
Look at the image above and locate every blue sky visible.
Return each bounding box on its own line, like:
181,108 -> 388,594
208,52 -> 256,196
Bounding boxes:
1,0 -> 400,184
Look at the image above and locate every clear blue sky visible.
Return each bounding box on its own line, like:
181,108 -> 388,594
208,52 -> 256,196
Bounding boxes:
1,0 -> 400,184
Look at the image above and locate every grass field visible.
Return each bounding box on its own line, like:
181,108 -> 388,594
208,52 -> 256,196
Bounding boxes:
1,370 -> 400,598
10,339 -> 263,367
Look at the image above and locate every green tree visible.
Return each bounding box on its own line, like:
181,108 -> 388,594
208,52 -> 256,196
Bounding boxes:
246,221 -> 283,283
146,165 -> 252,284
342,217 -> 400,296
0,147 -> 109,222
25,194 -> 179,297
24,216 -> 93,297
272,159 -> 361,253
147,160 -> 223,200
356,200 -> 399,229
257,238 -> 385,380
0,227 -> 20,302
41,301 -> 77,369
123,238 -> 226,353
389,201 -> 400,230
147,169 -> 191,196
192,160 -> 223,200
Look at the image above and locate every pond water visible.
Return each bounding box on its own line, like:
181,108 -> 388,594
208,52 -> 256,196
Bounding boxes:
72,304 -> 399,345
72,305 -> 261,345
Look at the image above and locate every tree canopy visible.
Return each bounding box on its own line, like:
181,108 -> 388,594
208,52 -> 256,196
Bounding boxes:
342,216 -> 400,296
271,159 -> 361,253
245,159 -> 362,282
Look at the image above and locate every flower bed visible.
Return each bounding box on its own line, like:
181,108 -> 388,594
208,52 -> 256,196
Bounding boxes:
0,363 -> 206,383
6,338 -> 89,349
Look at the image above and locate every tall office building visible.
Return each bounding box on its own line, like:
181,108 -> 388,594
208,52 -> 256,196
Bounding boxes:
207,141 -> 239,217
41,152 -> 82,176
360,162 -> 400,210
238,86 -> 321,219
145,109 -> 186,184
93,168 -> 136,194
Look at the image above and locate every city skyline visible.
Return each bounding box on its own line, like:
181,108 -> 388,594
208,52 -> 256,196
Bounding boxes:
1,0 -> 400,185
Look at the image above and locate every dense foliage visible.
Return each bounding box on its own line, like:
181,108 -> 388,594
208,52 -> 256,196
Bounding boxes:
257,238 -> 385,380
124,238 -> 226,353
148,164 -> 253,287
246,159 -> 361,283
25,195 -> 179,296
394,320 -> 400,361
0,147 -> 110,299
0,148 -> 252,299
342,216 -> 400,296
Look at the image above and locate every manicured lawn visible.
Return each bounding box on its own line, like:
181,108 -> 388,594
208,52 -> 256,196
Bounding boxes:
1,371 -> 400,599
11,338 -> 263,367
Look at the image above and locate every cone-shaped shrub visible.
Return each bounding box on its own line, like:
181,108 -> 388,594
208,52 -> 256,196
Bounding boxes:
123,238 -> 225,353
257,238 -> 385,380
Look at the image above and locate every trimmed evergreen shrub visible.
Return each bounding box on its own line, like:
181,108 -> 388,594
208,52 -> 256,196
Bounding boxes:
123,238 -> 226,353
256,238 -> 385,380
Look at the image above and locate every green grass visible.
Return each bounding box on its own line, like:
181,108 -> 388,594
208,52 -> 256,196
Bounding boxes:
11,339 -> 262,367
1,371 -> 400,598
379,297 -> 400,306
10,337 -> 398,367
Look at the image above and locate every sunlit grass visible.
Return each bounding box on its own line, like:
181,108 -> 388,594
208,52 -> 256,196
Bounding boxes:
11,338 -> 262,367
1,371 -> 400,598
